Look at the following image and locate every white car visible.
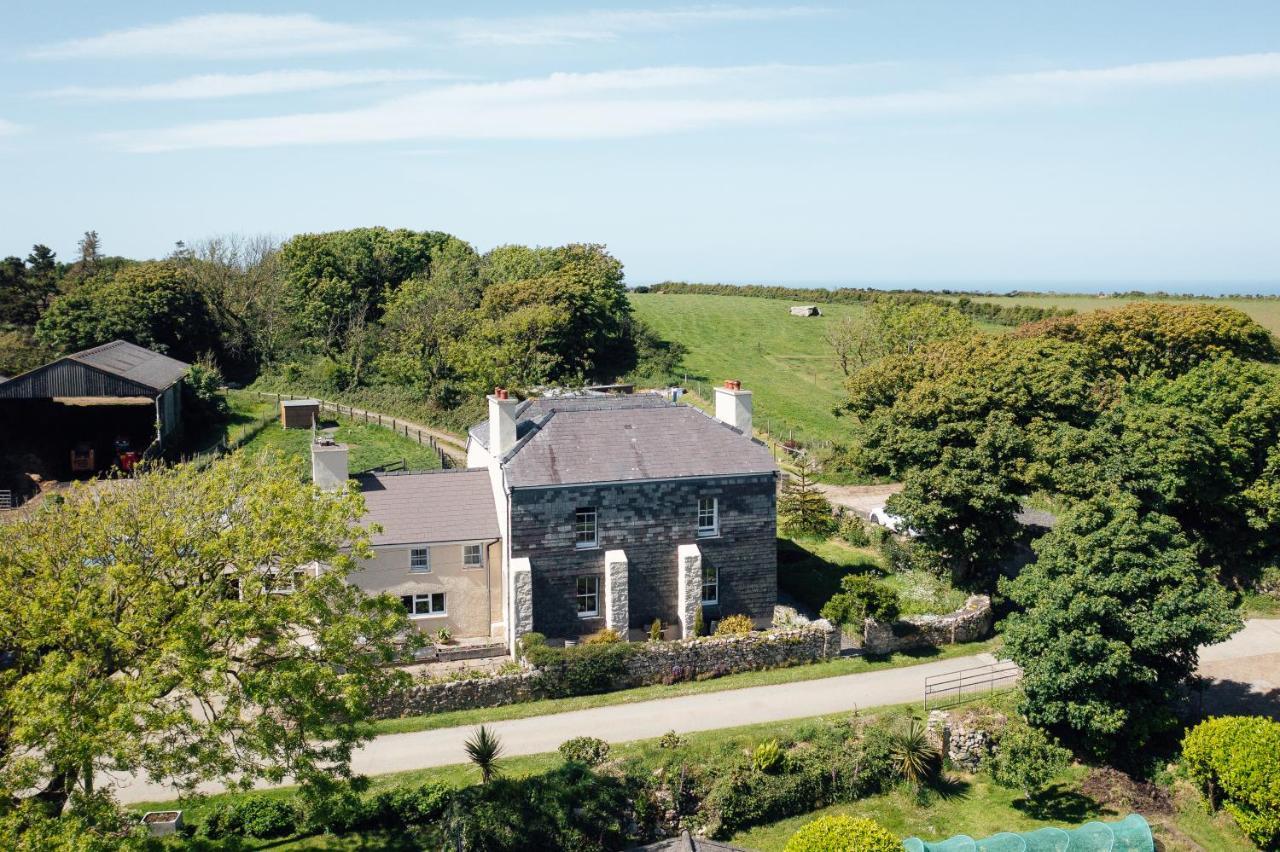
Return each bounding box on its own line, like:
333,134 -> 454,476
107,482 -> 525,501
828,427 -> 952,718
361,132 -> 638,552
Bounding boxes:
867,504 -> 917,537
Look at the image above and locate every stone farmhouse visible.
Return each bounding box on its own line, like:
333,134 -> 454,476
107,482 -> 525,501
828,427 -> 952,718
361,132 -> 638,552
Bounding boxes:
315,382 -> 779,655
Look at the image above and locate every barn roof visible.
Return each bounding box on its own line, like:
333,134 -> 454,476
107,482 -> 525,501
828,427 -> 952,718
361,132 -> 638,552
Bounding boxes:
0,341 -> 190,400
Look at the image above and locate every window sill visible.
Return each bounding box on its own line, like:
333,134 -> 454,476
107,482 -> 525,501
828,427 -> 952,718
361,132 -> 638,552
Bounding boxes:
701,600 -> 719,607
577,612 -> 600,620
574,544 -> 600,551
408,613 -> 448,620
408,569 -> 431,575
696,532 -> 720,540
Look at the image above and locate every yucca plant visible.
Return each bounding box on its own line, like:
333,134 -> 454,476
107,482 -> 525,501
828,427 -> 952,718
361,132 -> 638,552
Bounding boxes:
888,717 -> 940,786
464,725 -> 504,784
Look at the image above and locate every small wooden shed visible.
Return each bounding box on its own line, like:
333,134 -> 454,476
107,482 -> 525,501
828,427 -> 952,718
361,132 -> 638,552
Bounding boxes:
280,398 -> 320,429
789,305 -> 821,317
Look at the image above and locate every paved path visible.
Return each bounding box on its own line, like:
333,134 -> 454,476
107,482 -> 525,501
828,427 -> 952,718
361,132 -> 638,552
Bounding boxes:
106,620 -> 1280,805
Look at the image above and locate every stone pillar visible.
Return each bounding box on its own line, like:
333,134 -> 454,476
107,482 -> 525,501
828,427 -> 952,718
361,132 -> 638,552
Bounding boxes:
604,549 -> 629,637
676,543 -> 702,639
510,557 -> 534,657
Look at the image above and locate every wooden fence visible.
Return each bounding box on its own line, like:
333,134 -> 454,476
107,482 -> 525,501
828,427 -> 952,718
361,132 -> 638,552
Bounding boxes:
252,392 -> 466,468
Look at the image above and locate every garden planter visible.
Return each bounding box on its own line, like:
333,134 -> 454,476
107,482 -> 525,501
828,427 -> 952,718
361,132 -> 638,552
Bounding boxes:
142,810 -> 183,837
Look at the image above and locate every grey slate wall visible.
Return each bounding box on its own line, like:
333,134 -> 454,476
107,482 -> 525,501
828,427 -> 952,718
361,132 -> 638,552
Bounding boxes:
508,474 -> 778,638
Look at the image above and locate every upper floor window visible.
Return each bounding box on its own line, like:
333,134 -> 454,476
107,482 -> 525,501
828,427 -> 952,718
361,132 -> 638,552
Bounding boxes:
574,507 -> 598,549
401,592 -> 446,617
697,497 -> 719,538
576,575 -> 600,618
409,547 -> 430,573
463,543 -> 483,568
701,564 -> 719,605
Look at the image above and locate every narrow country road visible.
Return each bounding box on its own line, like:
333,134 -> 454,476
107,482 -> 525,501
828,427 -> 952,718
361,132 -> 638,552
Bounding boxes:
106,620 -> 1280,805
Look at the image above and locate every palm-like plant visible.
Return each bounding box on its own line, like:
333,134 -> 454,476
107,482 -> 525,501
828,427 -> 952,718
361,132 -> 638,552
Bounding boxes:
464,724 -> 504,784
888,717 -> 940,786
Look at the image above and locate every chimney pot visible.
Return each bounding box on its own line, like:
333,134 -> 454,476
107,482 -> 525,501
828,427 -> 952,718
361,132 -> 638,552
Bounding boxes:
495,387 -> 509,400
724,379 -> 741,391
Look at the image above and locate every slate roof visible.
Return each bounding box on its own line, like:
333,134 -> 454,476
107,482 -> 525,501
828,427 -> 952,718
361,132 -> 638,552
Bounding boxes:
68,341 -> 190,391
468,393 -> 674,451
357,468 -> 499,546
474,395 -> 778,489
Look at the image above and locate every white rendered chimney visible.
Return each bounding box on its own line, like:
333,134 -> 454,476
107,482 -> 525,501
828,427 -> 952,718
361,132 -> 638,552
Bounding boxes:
714,379 -> 753,434
488,387 -> 519,457
311,439 -> 349,491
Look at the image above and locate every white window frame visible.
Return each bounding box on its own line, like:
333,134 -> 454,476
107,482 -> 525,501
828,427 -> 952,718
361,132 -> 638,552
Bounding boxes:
402,592 -> 447,618
576,575 -> 600,618
697,497 -> 719,538
701,563 -> 719,605
574,507 -> 598,549
409,547 -> 431,573
462,543 -> 484,568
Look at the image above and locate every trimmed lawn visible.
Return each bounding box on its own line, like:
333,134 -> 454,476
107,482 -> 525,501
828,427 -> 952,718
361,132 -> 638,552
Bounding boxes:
224,391 -> 442,472
371,637 -> 1001,735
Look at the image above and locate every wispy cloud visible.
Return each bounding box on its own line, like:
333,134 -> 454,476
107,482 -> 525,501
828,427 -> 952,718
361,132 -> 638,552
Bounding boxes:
108,53 -> 1280,153
29,13 -> 407,60
44,69 -> 460,102
0,119 -> 23,137
444,4 -> 825,46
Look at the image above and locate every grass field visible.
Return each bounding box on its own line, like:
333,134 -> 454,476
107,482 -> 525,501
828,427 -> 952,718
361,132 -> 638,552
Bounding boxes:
630,292 -> 869,445
630,290 -> 1280,447
200,391 -> 442,472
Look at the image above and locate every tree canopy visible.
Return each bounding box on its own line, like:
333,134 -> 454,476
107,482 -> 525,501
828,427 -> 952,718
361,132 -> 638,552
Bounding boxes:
1001,492 -> 1239,755
0,453 -> 413,822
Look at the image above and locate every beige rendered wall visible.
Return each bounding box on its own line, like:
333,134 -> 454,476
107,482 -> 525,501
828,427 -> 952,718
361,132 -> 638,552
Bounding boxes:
351,541 -> 498,639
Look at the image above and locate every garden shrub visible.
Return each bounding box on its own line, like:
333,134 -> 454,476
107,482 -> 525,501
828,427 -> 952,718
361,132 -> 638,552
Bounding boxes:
659,730 -> 684,749
752,739 -> 786,774
517,632 -> 546,657
821,574 -> 901,628
201,795 -> 300,839
584,627 -> 622,645
983,722 -> 1071,798
649,619 -> 663,641
368,781 -> 453,826
560,736 -> 611,766
714,614 -> 754,636
839,513 -> 871,547
703,761 -> 831,838
784,814 -> 899,852
524,640 -> 637,697
1182,715 -> 1280,849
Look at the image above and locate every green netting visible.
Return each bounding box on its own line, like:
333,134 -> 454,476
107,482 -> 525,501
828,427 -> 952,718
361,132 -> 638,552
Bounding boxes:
905,814 -> 1153,852
976,831 -> 1028,852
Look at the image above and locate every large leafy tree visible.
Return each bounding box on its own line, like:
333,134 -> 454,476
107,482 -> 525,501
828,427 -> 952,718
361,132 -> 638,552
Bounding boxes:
34,260 -> 219,360
1001,492 -> 1239,756
887,411 -> 1029,585
0,452 -> 413,819
279,227 -> 452,355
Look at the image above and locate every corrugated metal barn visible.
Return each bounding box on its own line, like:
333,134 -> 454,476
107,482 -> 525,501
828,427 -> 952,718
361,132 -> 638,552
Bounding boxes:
0,341 -> 189,478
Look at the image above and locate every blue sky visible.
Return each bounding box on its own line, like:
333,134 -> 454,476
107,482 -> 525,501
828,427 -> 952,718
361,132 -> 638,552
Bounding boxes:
2,2 -> 1278,291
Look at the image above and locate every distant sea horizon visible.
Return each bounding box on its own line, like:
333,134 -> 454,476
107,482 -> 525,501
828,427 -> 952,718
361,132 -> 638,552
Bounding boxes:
631,280 -> 1280,298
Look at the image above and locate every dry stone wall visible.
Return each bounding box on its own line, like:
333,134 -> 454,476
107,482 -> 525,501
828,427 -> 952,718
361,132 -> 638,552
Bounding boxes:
862,595 -> 993,655
372,621 -> 840,718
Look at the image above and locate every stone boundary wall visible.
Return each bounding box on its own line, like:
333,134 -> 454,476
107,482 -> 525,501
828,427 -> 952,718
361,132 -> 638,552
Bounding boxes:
373,621 -> 840,719
927,708 -> 1006,770
862,594 -> 993,655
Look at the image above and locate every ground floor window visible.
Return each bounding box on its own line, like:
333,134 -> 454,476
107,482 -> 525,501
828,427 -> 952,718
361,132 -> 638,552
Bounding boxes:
576,575 -> 600,617
401,592 -> 446,617
701,563 -> 719,605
